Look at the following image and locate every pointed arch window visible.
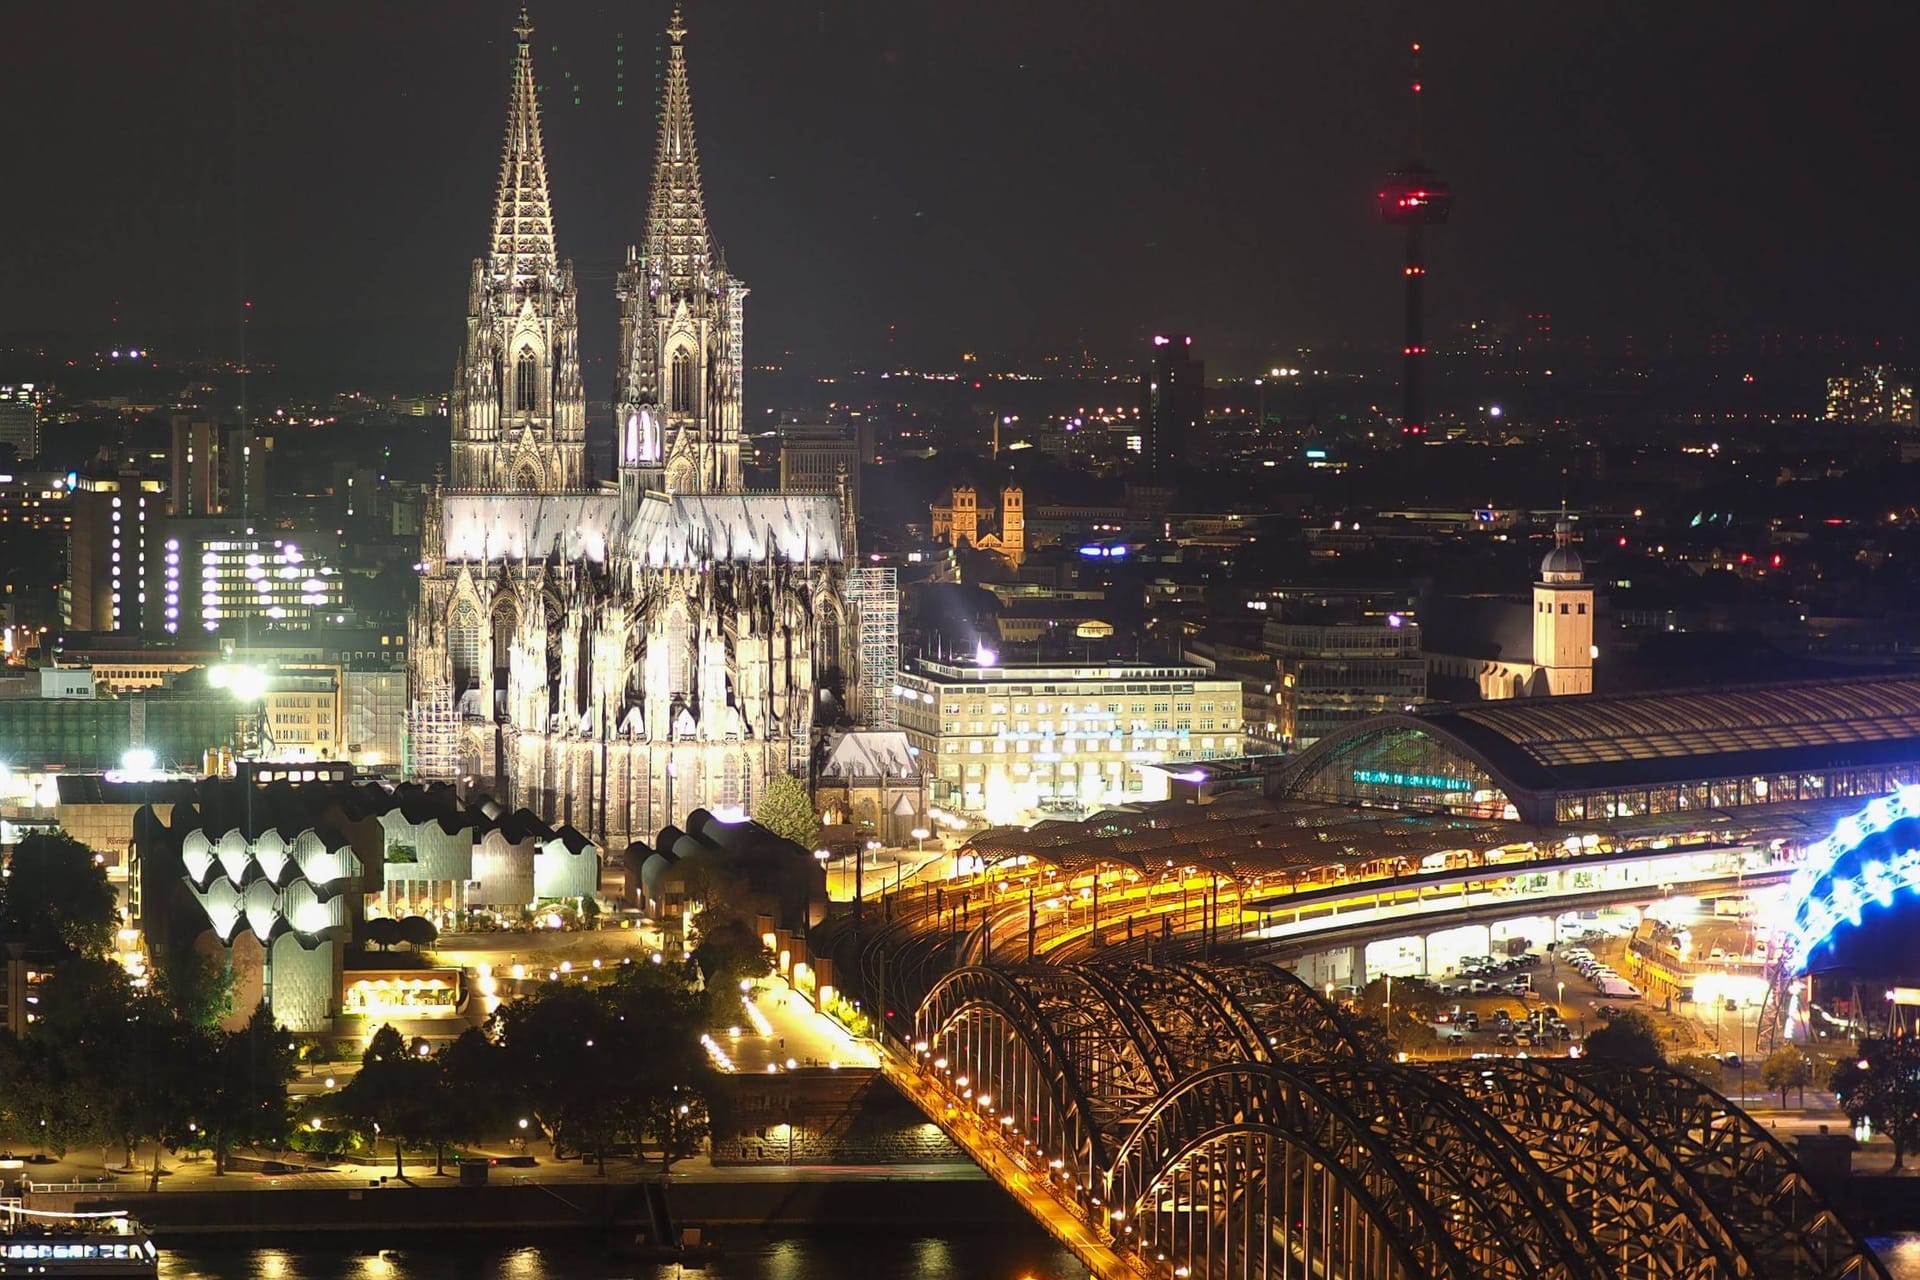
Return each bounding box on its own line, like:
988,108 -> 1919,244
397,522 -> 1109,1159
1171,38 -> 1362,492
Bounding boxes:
515,349 -> 538,413
667,609 -> 691,696
670,348 -> 693,413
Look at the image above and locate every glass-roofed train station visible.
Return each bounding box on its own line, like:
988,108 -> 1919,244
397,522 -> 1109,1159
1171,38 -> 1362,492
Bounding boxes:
1280,674 -> 1920,827
953,674 -> 1920,910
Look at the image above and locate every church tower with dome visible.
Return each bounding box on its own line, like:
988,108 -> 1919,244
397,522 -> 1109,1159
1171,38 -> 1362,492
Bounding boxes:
1532,514 -> 1594,695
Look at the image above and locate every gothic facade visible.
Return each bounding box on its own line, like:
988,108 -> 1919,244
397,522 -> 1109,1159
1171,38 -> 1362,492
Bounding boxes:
410,10 -> 852,849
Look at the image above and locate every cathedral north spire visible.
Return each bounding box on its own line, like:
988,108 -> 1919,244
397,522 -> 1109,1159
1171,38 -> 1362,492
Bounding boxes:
451,5 -> 586,493
646,5 -> 714,294
489,6 -> 558,286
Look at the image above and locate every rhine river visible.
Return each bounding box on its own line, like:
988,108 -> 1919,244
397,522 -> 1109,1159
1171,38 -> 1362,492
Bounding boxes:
155,1234 -> 1920,1279
157,1232 -> 1090,1280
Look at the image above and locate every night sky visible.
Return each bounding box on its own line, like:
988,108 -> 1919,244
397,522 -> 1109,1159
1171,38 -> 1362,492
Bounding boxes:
8,2 -> 1920,388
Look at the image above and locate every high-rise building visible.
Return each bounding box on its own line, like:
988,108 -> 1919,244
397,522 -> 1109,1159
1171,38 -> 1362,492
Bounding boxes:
1140,334 -> 1203,477
776,422 -> 861,513
170,416 -> 220,516
410,8 -> 855,847
0,385 -> 42,463
1262,609 -> 1427,747
169,415 -> 271,517
160,520 -> 347,636
64,468 -> 164,633
1825,365 -> 1916,425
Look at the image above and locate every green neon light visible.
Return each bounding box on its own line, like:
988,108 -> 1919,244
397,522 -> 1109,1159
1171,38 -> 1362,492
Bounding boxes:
1351,768 -> 1471,793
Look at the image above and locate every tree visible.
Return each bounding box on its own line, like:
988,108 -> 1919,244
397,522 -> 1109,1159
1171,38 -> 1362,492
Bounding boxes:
429,1028 -> 509,1175
199,1005 -> 295,1175
752,772 -> 820,851
690,907 -> 774,1024
642,1089 -> 710,1171
335,1025 -> 438,1177
1762,1046 -> 1815,1109
1831,1039 -> 1920,1171
491,983 -> 625,1174
30,955 -> 210,1184
1583,1008 -> 1665,1067
602,964 -> 714,1168
0,832 -> 118,956
397,916 -> 439,950
1354,976 -> 1443,1051
159,949 -> 235,1030
362,917 -> 403,951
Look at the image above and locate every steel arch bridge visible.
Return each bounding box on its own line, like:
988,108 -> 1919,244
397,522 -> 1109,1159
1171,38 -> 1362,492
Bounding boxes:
911,958 -> 1885,1280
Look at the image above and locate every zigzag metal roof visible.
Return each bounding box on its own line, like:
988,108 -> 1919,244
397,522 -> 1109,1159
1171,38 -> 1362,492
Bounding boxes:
964,794 -> 1554,883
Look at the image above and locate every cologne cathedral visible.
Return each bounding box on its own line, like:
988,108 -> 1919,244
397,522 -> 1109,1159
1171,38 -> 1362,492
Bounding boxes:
410,10 -> 853,847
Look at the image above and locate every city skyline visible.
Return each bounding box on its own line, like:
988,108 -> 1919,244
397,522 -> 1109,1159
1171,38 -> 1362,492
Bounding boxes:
9,2 -> 1920,387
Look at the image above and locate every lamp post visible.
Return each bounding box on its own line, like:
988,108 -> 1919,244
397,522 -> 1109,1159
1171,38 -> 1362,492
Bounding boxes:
912,827 -> 930,854
812,847 -> 830,929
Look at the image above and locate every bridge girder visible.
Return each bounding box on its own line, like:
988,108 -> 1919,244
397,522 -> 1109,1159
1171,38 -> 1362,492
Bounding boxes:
909,957 -> 1890,1280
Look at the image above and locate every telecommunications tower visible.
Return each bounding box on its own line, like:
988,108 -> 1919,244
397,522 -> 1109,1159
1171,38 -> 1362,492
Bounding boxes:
1377,41 -> 1453,440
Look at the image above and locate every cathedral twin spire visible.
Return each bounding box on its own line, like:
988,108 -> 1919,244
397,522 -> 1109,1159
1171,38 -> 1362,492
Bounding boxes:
648,6 -> 716,295
461,5 -> 739,497
488,8 -> 558,288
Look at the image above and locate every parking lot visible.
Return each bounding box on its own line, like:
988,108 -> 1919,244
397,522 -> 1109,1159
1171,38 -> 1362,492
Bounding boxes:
1414,935 -> 1691,1060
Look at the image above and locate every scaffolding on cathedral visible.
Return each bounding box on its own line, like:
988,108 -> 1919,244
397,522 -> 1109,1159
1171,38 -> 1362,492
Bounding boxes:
848,566 -> 899,728
406,678 -> 461,782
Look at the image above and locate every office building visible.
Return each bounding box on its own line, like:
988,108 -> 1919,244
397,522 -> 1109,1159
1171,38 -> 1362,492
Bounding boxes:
169,415 -> 272,517
894,657 -> 1242,821
1139,334 -> 1204,476
1825,365 -> 1916,425
1261,609 -> 1426,748
0,385 -> 42,463
161,520 -> 347,636
776,422 -> 862,513
64,468 -> 165,633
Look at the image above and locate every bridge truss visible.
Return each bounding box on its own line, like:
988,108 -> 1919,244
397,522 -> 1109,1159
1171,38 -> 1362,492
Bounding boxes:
911,956 -> 1885,1280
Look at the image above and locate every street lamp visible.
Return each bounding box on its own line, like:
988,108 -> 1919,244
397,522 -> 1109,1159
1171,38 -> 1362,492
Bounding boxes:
912,827 -> 930,854
813,847 -> 831,922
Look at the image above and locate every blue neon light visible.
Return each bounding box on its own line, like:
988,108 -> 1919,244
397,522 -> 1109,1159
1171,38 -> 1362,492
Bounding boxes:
1351,768 -> 1470,793
1780,784 -> 1920,970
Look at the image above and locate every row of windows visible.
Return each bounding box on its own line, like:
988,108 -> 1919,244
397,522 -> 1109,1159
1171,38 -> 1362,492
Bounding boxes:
1537,601 -> 1589,615
932,735 -> 1232,756
939,698 -> 1226,717
937,719 -> 1222,737
1553,765 -> 1920,822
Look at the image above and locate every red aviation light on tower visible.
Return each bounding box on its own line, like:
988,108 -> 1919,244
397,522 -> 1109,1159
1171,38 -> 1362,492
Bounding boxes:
1378,167 -> 1454,226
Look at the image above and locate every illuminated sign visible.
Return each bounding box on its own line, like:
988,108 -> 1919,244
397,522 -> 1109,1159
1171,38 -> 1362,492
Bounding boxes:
1351,768 -> 1470,793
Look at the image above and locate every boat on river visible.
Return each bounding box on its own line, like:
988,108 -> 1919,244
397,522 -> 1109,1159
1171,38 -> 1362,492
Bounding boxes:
0,1204 -> 158,1277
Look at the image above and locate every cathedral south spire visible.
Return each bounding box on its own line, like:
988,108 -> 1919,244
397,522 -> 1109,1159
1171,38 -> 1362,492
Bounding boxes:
615,7 -> 747,496
488,8 -> 558,286
648,5 -> 713,295
450,6 -> 588,493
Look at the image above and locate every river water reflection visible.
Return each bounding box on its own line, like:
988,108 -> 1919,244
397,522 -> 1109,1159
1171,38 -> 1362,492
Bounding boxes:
157,1232 -> 1088,1280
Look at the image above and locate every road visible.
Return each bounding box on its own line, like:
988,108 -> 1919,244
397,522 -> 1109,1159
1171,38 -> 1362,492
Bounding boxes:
884,1052 -> 1136,1280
